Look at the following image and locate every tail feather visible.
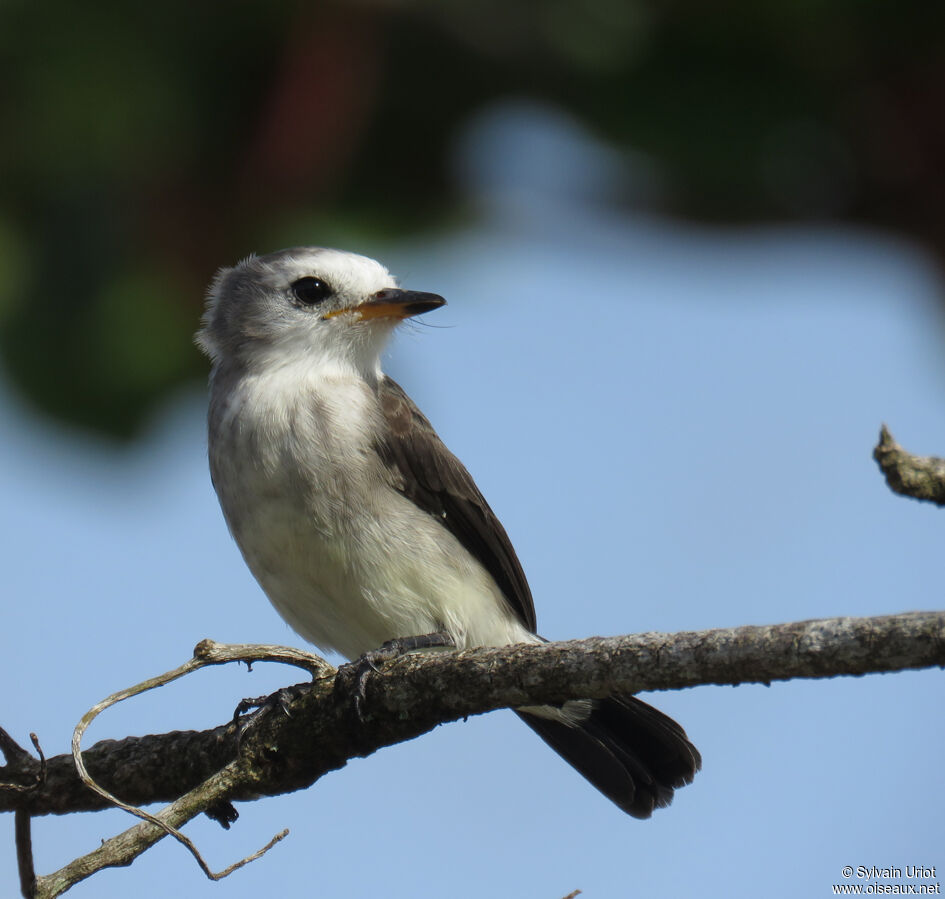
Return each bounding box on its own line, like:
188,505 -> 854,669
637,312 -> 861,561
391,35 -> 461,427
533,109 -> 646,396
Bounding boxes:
516,694 -> 701,819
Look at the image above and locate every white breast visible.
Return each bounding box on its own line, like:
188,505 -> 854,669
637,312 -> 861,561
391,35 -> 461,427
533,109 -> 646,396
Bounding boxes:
209,362 -> 534,659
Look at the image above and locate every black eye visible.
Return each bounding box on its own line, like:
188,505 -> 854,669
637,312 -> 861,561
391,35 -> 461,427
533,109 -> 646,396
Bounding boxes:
291,277 -> 332,306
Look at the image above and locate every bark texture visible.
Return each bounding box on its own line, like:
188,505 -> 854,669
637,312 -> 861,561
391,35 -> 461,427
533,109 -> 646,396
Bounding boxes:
3,611 -> 943,819
874,425 -> 945,506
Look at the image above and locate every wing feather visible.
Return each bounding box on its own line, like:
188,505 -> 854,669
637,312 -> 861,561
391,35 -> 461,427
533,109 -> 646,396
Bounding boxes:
374,378 -> 701,818
374,377 -> 537,632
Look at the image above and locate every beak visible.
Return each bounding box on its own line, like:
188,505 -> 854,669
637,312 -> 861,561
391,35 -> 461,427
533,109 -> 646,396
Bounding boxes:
324,289 -> 446,321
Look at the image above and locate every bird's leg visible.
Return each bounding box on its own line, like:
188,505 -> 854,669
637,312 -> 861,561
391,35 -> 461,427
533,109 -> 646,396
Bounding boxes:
336,631 -> 455,719
371,631 -> 456,656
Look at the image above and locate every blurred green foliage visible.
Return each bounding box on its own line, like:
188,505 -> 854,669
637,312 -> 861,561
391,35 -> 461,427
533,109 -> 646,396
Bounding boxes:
1,0 -> 942,437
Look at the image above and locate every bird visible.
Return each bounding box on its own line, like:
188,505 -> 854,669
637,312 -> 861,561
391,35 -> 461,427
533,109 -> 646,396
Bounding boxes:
197,246 -> 700,818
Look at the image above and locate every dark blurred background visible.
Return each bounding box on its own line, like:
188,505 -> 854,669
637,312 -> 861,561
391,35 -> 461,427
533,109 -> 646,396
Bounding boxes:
1,0 -> 943,438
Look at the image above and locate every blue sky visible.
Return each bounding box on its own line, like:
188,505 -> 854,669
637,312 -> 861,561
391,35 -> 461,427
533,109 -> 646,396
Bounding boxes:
2,105 -> 943,898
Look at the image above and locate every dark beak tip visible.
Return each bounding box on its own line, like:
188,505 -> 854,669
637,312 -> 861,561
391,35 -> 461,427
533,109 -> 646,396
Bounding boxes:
395,290 -> 447,316
408,300 -> 445,316
361,288 -> 445,320
372,288 -> 445,305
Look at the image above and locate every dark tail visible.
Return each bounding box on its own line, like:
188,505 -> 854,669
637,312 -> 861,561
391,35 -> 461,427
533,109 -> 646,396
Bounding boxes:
516,694 -> 701,818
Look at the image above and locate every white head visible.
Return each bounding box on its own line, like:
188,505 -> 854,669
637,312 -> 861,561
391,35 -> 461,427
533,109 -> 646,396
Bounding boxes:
197,247 -> 445,376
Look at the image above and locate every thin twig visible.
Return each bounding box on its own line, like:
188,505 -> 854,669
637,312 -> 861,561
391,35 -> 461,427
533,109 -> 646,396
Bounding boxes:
28,735 -> 45,787
34,759 -> 286,898
61,640 -> 330,892
211,827 -> 290,878
70,655 -> 226,878
191,638 -> 335,678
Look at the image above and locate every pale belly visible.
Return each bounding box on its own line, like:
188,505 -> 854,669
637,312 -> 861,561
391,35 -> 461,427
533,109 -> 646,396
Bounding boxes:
208,370 -> 534,659
219,462 -> 533,660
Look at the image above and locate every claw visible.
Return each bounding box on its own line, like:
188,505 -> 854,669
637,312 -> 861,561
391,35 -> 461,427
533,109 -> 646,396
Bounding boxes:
335,631 -> 454,721
232,694 -> 272,725
232,686 -> 305,747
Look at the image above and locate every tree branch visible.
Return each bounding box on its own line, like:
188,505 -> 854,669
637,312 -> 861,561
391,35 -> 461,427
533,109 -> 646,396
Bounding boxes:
2,611 -> 943,822
2,610 -> 942,896
874,425 -> 945,505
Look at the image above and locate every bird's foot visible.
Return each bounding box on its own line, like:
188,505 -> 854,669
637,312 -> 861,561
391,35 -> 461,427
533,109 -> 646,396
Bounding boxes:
335,631 -> 455,720
232,684 -> 307,744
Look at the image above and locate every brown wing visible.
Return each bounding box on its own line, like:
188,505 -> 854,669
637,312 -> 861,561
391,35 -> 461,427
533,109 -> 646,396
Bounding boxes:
375,376 -> 537,632
377,380 -> 702,819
